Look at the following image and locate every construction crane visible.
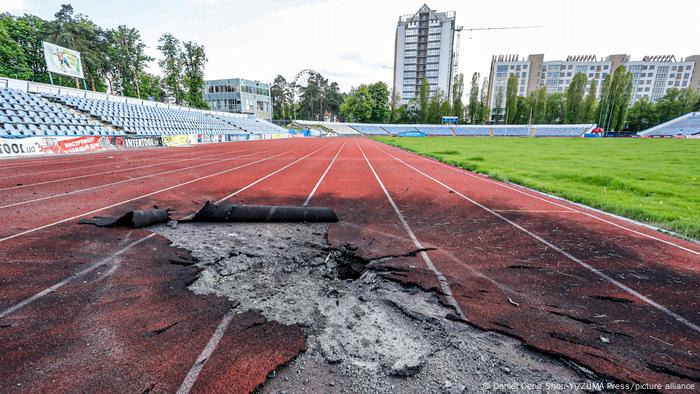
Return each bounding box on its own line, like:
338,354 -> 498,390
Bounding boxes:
452,25 -> 545,84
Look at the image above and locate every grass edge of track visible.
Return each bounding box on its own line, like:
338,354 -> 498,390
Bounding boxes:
372,136 -> 700,242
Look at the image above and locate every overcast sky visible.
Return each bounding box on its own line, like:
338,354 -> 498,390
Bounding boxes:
3,0 -> 700,91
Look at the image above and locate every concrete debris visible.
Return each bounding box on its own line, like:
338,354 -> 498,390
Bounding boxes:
153,222 -> 601,393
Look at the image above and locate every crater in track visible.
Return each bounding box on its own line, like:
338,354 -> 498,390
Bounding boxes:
152,222 -> 599,393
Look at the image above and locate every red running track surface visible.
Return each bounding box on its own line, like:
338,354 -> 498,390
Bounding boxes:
0,137 -> 698,392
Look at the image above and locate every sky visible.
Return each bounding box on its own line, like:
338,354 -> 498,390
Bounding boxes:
3,0 -> 700,91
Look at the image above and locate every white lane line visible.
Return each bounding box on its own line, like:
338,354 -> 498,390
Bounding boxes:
303,141 -> 346,206
375,144 -> 700,335
356,140 -> 466,321
0,153 -> 129,170
0,146 -> 305,244
0,148 -> 244,191
493,209 -> 578,213
176,308 -> 236,394
385,143 -> 700,255
0,149 -> 259,210
215,141 -> 335,204
0,233 -> 155,320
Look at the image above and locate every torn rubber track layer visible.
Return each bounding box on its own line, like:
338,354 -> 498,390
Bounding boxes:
79,208 -> 171,228
192,201 -> 338,223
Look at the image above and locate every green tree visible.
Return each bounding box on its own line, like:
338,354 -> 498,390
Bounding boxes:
598,66 -> 633,131
451,73 -> 465,122
138,73 -> 164,101
0,16 -> 31,80
467,72 -> 481,124
324,81 -> 344,122
389,89 -> 401,123
494,85 -> 504,123
271,75 -> 291,121
582,79 -> 598,123
655,88 -> 700,123
368,81 -> 390,123
426,90 -> 442,124
418,78 -> 430,123
157,33 -> 184,104
626,97 -> 657,132
478,78 -> 490,123
565,73 -> 587,123
181,40 -> 208,109
512,96 -> 531,124
439,92 -> 452,122
505,74 -> 518,124
340,84 -> 374,122
528,87 -> 547,124
545,92 -> 565,123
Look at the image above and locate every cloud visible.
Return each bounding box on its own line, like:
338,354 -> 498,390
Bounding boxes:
1,0 -> 29,12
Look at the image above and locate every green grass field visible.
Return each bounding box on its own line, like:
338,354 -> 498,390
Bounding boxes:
374,136 -> 700,240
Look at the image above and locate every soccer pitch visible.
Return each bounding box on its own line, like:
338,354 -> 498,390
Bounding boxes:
374,136 -> 700,240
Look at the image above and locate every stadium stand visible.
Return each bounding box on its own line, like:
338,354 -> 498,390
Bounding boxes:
492,126 -> 531,137
44,94 -> 235,136
215,114 -> 288,134
453,126 -> 491,136
1,88 -> 115,138
534,125 -> 595,137
414,125 -> 455,136
350,125 -> 389,135
0,76 -> 287,142
639,112 -> 700,137
291,120 -> 361,136
381,125 -> 417,135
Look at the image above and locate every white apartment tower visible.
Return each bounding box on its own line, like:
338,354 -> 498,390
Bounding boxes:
393,4 -> 460,104
487,53 -> 700,122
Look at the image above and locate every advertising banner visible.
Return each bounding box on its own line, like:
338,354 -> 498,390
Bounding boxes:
112,136 -> 162,149
43,41 -> 85,79
161,134 -> 191,147
196,134 -> 225,144
0,136 -> 115,157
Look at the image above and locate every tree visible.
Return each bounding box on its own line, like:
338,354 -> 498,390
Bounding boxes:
494,85 -> 504,123
505,74 -> 518,124
467,72 -> 481,124
565,73 -> 587,123
512,96 -> 531,124
597,66 -> 633,131
389,89 -> 401,123
324,81 -> 343,122
582,79 -> 598,123
419,78 -> 429,123
655,87 -> 700,123
158,33 -> 184,104
452,73 -> 465,122
0,16 -> 32,80
528,87 -> 547,124
478,78 -> 490,123
626,97 -> 657,132
545,93 -> 565,123
368,81 -> 390,123
139,73 -> 164,102
426,90 -> 442,124
340,84 -> 374,122
271,75 -> 291,120
181,40 -> 208,109
45,4 -> 109,90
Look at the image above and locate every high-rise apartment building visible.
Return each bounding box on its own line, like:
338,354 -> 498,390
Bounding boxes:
393,4 -> 461,105
486,54 -> 700,122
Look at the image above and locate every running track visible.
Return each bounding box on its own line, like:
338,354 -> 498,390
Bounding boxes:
0,138 -> 698,392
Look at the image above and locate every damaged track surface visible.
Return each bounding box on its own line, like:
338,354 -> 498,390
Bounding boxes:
0,137 -> 698,393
